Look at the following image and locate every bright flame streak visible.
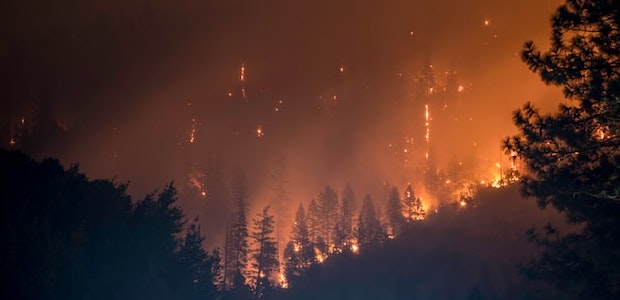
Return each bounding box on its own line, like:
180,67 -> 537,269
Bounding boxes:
339,66 -> 344,73
484,19 -> 490,26
240,63 -> 245,82
425,104 -> 430,160
315,248 -> 325,263
189,118 -> 197,143
460,200 -> 467,207
350,243 -> 359,254
278,271 -> 288,289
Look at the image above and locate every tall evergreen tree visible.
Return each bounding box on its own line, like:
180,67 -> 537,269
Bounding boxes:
223,171 -> 250,287
505,0 -> 620,298
284,203 -> 316,284
340,183 -> 356,243
270,156 -> 291,265
317,185 -> 339,250
176,217 -> 221,299
356,194 -> 385,251
386,187 -> 405,237
403,184 -> 425,221
251,205 -> 279,298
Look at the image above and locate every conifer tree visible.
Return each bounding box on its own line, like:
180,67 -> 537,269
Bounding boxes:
386,187 -> 405,236
505,0 -> 620,297
251,206 -> 279,298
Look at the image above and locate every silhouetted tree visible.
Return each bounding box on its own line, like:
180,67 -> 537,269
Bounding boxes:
176,217 -> 221,299
223,171 -> 250,287
356,194 -> 385,251
0,150 -> 222,300
340,183 -> 357,243
316,185 -> 339,250
251,206 -> 279,298
403,184 -> 425,221
505,0 -> 620,298
285,204 -> 315,278
386,187 -> 405,236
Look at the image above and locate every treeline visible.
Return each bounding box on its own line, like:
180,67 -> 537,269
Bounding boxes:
277,185 -> 565,300
0,149 -> 219,299
0,148 -> 435,299
220,178 -> 429,296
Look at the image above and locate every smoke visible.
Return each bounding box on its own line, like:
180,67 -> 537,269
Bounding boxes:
1,0 -> 565,249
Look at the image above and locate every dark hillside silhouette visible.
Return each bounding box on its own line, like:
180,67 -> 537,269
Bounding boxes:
0,149 -> 219,299
278,185 -> 567,300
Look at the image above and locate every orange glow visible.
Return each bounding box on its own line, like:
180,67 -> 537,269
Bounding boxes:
189,118 -> 197,143
240,63 -> 245,82
256,126 -> 264,138
314,247 -> 326,263
350,243 -> 359,254
278,271 -> 288,288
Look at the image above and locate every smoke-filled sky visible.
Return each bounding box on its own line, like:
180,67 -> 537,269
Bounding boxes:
1,0 -> 566,247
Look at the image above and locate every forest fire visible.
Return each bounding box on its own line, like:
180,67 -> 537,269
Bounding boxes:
1,0 -> 585,298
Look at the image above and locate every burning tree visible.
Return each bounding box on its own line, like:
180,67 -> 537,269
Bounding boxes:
284,204 -> 315,286
403,184 -> 425,221
504,0 -> 620,297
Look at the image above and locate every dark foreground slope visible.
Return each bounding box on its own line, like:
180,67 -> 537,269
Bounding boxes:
279,186 -> 568,300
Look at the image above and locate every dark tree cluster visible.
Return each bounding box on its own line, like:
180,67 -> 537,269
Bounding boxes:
276,186 -> 564,300
0,149 -> 220,300
505,0 -> 620,298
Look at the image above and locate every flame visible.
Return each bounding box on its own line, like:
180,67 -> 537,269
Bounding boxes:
278,271 -> 288,288
256,126 -> 264,138
189,118 -> 198,143
425,104 -> 430,159
240,63 -> 245,82
350,243 -> 359,254
315,248 -> 325,263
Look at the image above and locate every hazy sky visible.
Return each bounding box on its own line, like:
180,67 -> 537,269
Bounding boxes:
1,0 -> 566,247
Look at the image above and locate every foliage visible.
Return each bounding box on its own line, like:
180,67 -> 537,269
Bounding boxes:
223,170 -> 250,287
0,150 -> 221,299
504,0 -> 620,298
284,204 -> 316,286
251,205 -> 279,298
356,194 -> 385,250
386,186 -> 406,236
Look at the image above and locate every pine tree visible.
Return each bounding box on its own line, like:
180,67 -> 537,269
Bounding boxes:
270,156 -> 291,265
251,205 -> 279,298
284,204 -> 315,286
340,183 -> 356,244
317,185 -> 339,250
176,217 -> 220,299
386,187 -> 405,237
356,194 -> 385,251
403,184 -> 425,221
504,1 -> 620,297
223,171 -> 250,288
